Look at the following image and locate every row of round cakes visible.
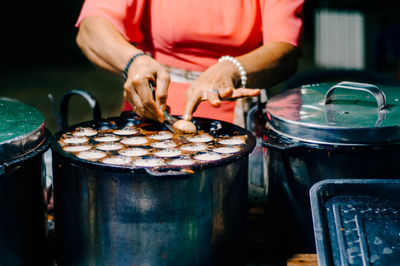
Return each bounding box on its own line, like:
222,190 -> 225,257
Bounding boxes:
58,126 -> 247,167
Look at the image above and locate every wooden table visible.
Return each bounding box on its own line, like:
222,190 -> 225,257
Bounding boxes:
287,254 -> 318,265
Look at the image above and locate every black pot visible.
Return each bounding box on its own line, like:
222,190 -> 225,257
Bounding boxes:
50,90 -> 256,266
0,97 -> 50,265
261,81 -> 400,256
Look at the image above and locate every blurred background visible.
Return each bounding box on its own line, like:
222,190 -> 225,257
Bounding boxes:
1,0 -> 400,133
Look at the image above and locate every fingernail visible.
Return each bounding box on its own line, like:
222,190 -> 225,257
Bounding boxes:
213,101 -> 221,107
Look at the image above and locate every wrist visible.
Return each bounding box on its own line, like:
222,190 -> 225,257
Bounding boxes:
218,56 -> 247,88
217,61 -> 241,87
123,51 -> 152,80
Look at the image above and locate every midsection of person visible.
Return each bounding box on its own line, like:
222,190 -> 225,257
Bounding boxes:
128,0 -> 263,123
139,0 -> 262,71
76,0 -> 304,124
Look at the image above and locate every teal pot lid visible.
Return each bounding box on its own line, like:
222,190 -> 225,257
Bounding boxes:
265,81 -> 400,145
0,97 -> 46,161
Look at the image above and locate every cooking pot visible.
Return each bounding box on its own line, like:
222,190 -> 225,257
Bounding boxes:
51,90 -> 256,266
0,97 -> 50,265
261,81 -> 400,256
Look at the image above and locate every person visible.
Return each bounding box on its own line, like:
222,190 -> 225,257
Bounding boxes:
75,0 -> 304,127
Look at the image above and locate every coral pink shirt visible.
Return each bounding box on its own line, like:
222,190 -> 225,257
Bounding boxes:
76,0 -> 304,123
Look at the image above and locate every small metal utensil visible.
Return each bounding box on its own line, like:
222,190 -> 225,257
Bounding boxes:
163,110 -> 179,133
148,81 -> 178,133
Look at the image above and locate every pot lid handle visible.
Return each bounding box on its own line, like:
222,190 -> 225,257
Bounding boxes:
325,81 -> 387,110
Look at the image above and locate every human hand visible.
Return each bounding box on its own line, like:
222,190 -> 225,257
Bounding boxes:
183,61 -> 260,120
123,54 -> 170,122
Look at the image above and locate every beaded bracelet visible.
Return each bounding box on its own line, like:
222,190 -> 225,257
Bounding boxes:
123,52 -> 152,80
218,55 -> 247,88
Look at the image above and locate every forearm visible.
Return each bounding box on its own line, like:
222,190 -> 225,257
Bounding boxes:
76,16 -> 141,76
236,42 -> 300,88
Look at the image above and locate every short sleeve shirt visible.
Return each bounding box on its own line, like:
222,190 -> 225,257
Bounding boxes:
76,0 -> 304,122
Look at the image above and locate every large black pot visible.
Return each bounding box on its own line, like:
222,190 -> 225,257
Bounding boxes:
51,90 -> 256,266
0,97 -> 50,265
261,81 -> 400,256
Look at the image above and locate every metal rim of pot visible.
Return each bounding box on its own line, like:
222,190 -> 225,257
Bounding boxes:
0,97 -> 47,161
0,97 -> 50,175
50,90 -> 256,179
264,81 -> 400,147
1,132 -> 51,176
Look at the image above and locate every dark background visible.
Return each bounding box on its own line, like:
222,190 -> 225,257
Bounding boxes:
2,1 -> 86,67
1,1 -> 125,132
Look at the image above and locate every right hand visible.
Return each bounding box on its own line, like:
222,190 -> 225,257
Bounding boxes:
183,60 -> 260,121
123,53 -> 170,122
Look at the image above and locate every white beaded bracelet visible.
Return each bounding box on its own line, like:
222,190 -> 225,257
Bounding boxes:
218,55 -> 247,88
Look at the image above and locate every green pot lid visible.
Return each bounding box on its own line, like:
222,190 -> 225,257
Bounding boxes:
0,97 -> 46,161
265,81 -> 400,145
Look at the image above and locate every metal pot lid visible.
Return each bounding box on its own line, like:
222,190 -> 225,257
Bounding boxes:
265,81 -> 400,145
0,97 -> 46,162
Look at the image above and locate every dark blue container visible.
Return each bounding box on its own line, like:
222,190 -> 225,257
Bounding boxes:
310,179 -> 400,266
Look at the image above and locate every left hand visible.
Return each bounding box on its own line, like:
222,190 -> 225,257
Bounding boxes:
183,61 -> 260,120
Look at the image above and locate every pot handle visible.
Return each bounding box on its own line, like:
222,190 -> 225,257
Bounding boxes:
324,81 -> 387,110
261,138 -> 303,151
261,127 -> 304,151
60,90 -> 102,129
145,167 -> 194,178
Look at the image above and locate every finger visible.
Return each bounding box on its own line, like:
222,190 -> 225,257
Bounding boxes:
124,88 -> 142,114
123,86 -> 135,108
217,87 -> 234,99
125,82 -> 160,121
206,89 -> 222,107
146,76 -> 167,122
183,87 -> 202,121
135,78 -> 165,122
230,88 -> 261,99
128,89 -> 160,121
155,70 -> 170,112
124,79 -> 149,119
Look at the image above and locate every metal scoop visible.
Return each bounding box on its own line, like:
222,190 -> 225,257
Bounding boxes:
148,81 -> 178,133
163,110 -> 180,133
